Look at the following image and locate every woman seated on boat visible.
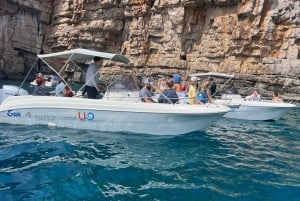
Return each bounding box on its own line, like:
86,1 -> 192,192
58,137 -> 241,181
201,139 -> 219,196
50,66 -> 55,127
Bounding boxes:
156,77 -> 166,93
55,75 -> 74,97
188,77 -> 203,105
272,91 -> 283,103
158,79 -> 179,104
55,76 -> 67,97
198,80 -> 214,104
63,86 -> 74,97
181,75 -> 189,93
246,89 -> 260,101
32,77 -> 49,96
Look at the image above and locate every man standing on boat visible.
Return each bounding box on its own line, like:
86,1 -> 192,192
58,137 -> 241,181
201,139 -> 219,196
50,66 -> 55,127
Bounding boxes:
173,70 -> 182,92
85,56 -> 103,99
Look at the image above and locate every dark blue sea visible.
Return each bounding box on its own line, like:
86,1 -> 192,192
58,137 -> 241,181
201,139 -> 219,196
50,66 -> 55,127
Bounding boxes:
0,80 -> 299,201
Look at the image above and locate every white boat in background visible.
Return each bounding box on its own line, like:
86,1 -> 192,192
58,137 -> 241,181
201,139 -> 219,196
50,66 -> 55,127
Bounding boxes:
189,72 -> 297,121
216,94 -> 296,121
30,74 -> 59,87
0,49 -> 230,135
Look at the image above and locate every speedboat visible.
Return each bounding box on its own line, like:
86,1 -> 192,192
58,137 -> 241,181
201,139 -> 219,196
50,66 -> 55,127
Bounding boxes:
189,72 -> 297,121
216,94 -> 296,121
30,74 -> 59,87
0,49 -> 230,135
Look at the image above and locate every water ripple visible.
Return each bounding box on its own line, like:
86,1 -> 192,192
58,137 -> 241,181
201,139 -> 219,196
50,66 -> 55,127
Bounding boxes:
0,108 -> 299,200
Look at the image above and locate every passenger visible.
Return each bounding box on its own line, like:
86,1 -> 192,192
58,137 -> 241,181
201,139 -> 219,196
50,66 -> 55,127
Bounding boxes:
158,79 -> 179,104
173,70 -> 182,92
272,91 -> 283,103
188,77 -> 203,105
181,74 -> 188,92
85,56 -> 103,99
209,77 -> 217,96
63,86 -> 74,97
246,89 -> 260,101
55,75 -> 68,97
56,76 -> 74,97
157,77 -> 166,93
198,80 -> 214,104
139,79 -> 156,103
32,77 -> 49,96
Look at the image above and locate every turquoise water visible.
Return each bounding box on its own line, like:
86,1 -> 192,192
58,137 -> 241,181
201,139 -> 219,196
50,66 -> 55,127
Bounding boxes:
0,81 -> 299,200
0,109 -> 299,200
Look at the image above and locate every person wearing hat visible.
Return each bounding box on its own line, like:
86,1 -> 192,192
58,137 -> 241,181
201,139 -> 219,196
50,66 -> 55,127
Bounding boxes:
188,76 -> 203,105
139,79 -> 156,103
85,56 -> 103,99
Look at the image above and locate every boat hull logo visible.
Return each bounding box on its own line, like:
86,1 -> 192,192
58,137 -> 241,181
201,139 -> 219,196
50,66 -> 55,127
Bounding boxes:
78,112 -> 94,121
7,110 -> 21,117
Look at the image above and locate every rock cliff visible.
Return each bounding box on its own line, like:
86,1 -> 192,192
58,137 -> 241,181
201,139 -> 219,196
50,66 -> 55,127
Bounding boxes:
0,0 -> 299,100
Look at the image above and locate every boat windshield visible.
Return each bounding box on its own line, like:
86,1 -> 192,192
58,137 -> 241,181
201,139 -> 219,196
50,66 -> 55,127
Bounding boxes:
106,75 -> 140,92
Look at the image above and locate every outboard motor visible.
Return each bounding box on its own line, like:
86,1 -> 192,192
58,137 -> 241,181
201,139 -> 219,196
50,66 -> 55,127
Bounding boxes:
0,85 -> 29,104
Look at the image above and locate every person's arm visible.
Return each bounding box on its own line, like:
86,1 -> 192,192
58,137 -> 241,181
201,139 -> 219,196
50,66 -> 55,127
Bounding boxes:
91,65 -> 100,90
197,98 -> 204,105
144,97 -> 156,103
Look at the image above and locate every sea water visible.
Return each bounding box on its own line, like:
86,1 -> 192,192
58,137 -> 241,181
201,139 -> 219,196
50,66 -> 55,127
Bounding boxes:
0,81 -> 299,200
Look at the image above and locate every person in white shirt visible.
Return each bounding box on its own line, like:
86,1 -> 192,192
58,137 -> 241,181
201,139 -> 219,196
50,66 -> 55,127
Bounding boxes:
85,56 -> 103,99
55,76 -> 67,97
55,81 -> 66,97
246,89 -> 261,101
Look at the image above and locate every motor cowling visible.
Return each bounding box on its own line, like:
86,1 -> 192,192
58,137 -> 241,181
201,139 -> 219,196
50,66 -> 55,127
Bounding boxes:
0,85 -> 29,104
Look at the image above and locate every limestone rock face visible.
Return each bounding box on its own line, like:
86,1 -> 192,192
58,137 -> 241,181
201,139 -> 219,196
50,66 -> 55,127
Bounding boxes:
0,0 -> 52,78
0,0 -> 299,100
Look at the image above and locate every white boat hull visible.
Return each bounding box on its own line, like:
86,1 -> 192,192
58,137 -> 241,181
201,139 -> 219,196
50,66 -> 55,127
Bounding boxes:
0,96 -> 230,135
215,99 -> 296,121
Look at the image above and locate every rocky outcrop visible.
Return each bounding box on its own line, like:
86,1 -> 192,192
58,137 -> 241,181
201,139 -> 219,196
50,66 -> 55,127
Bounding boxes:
0,0 -> 299,100
0,0 -> 52,78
